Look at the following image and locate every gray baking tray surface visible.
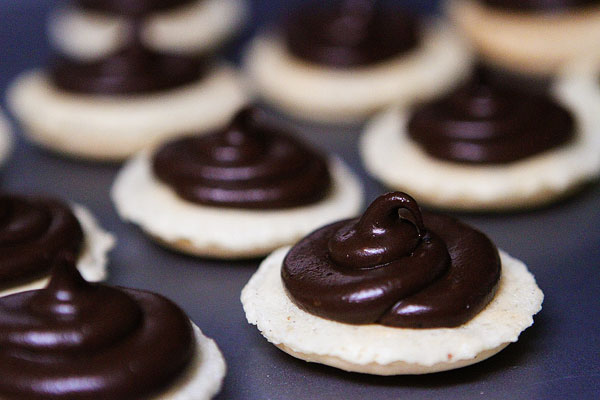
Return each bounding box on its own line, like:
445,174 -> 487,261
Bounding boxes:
1,1 -> 598,399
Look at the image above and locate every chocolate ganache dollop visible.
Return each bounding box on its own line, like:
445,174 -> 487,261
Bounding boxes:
153,107 -> 332,209
282,192 -> 501,328
407,68 -> 575,164
285,0 -> 420,68
481,0 -> 600,13
0,195 -> 83,287
0,253 -> 194,399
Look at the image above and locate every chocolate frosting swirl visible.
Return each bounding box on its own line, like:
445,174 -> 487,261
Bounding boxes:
407,68 -> 575,164
153,107 -> 332,209
282,192 -> 501,328
76,0 -> 197,15
0,254 -> 194,399
481,0 -> 600,12
285,0 -> 419,67
0,195 -> 83,288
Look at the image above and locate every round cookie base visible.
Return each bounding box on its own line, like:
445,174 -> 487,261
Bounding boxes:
7,65 -> 247,162
0,204 -> 115,297
243,21 -> 472,123
447,0 -> 600,76
241,247 -> 543,375
360,106 -> 600,212
112,152 -> 363,259
48,0 -> 248,59
154,323 -> 226,400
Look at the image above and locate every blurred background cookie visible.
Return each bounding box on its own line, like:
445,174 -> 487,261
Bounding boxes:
448,0 -> 600,76
361,66 -> 600,211
245,0 -> 473,123
8,0 -> 248,161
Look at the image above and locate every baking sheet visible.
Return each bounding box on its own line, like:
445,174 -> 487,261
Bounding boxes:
1,1 -> 599,399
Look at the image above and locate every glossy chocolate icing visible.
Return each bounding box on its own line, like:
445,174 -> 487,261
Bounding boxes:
0,254 -> 194,399
407,68 -> 575,164
481,0 -> 600,12
0,195 -> 83,287
285,0 -> 419,67
282,192 -> 501,328
153,107 -> 332,209
76,0 -> 197,15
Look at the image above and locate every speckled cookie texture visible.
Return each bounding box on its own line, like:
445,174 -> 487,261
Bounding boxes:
49,0 -> 248,60
7,65 -> 247,161
244,22 -> 472,123
111,151 -> 363,259
241,247 -> 543,375
448,0 -> 600,75
0,204 -> 115,297
360,91 -> 600,211
0,111 -> 13,167
155,323 -> 226,400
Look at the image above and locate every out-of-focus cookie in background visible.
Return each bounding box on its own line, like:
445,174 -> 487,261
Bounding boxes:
244,0 -> 474,123
7,0 -> 250,161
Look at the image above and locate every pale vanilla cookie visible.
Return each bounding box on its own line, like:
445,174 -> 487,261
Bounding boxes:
242,247 -> 543,375
111,152 -> 363,259
7,65 -> 247,161
0,204 -> 115,297
0,112 -> 13,167
156,323 -> 226,400
49,0 -> 248,60
360,102 -> 600,212
448,0 -> 600,76
244,22 -> 472,123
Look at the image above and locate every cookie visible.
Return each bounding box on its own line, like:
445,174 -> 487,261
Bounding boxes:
448,0 -> 600,75
244,13 -> 472,123
241,192 -> 543,375
111,107 -> 364,258
242,247 -> 542,374
49,0 -> 248,60
0,254 -> 225,399
8,65 -> 247,161
360,73 -> 600,211
112,151 -> 362,258
242,192 -> 543,374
